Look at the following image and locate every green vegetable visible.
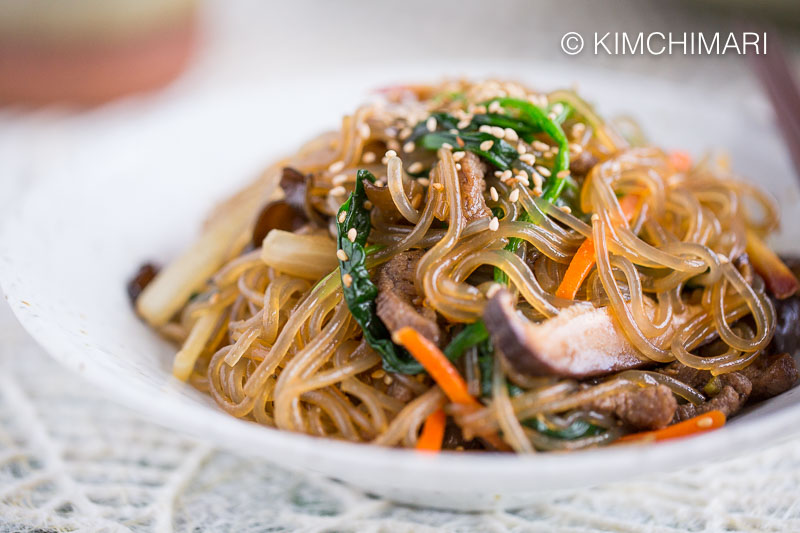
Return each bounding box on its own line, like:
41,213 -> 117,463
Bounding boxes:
419,131 -> 519,171
336,170 -> 423,374
523,417 -> 602,440
337,173 -> 492,374
476,336 -> 524,398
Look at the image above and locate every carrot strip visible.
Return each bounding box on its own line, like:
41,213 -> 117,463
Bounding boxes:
617,410 -> 726,444
555,195 -> 641,300
669,150 -> 692,173
416,408 -> 447,452
745,229 -> 799,299
393,326 -> 511,451
393,327 -> 476,405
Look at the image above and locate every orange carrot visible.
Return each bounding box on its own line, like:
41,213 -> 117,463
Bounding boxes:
393,327 -> 511,451
617,410 -> 726,444
555,195 -> 641,300
669,150 -> 692,173
745,229 -> 799,299
416,408 -> 447,451
393,326 -> 477,406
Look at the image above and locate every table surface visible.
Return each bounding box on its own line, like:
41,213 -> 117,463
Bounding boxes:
2,1 -> 800,531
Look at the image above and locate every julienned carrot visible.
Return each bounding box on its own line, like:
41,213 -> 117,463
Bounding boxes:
669,150 -> 692,173
393,327 -> 511,451
745,229 -> 799,299
416,408 -> 446,451
555,195 -> 641,300
393,327 -> 476,406
617,410 -> 726,444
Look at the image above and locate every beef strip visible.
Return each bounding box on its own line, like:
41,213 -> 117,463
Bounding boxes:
740,352 -> 798,402
386,377 -> 416,403
590,384 -> 677,430
769,293 -> 800,355
375,250 -> 442,345
675,372 -> 751,421
568,150 -> 598,177
457,152 -> 491,222
127,263 -> 159,306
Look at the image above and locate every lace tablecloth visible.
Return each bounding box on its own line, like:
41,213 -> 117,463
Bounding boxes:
1,301 -> 799,532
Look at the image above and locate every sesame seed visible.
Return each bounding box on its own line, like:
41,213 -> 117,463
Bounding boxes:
494,171 -> 503,178
399,127 -> 413,139
532,173 -> 543,189
490,126 -> 505,139
591,214 -> 600,222
535,165 -> 552,177
385,149 -> 397,159
362,151 -> 376,163
374,180 -> 385,188
338,211 -> 347,223
336,249 -> 349,261
504,128 -> 519,142
432,183 -> 444,192
453,151 -> 466,162
559,205 -> 572,214
718,254 -> 730,264
403,141 -> 415,153
441,143 -> 453,150
383,375 -> 394,385
363,200 -> 373,210
387,139 -> 400,151
571,123 -> 586,139
347,228 -> 358,242
556,169 -> 571,179
696,416 -> 714,428
342,273 -> 353,287
517,143 -> 527,154
449,128 -> 459,135
457,119 -> 471,129
488,101 -> 502,113
455,163 -> 462,171
332,174 -> 349,186
479,125 -> 493,134
408,161 -> 423,173
490,187 -> 499,202
358,123 -> 371,139
330,185 -> 347,196
480,140 -> 494,151
519,153 -> 536,165
532,141 -> 550,152
501,169 -> 513,181
551,102 -> 565,115
417,177 -> 430,186
509,188 -> 520,203
533,187 -> 543,197
569,143 -> 584,154
426,117 -> 437,132
489,217 -> 500,231
371,369 -> 386,379
328,160 -> 345,173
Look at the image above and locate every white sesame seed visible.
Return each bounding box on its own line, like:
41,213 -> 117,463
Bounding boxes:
571,123 -> 586,139
501,169 -> 513,180
417,177 -> 430,186
490,126 -> 505,139
569,143 -> 583,154
517,142 -> 527,154
552,102 -> 565,115
332,174 -> 349,186
408,161 -> 423,173
387,139 -> 400,151
330,185 -> 347,196
535,165 -> 552,177
441,143 -> 453,150
532,173 -> 543,189
488,101 -> 502,113
385,149 -> 397,159
338,211 -> 347,223
559,205 -> 572,214
347,228 -> 358,242
490,187 -> 499,202
453,151 -> 466,162
374,180 -> 385,188
533,187 -> 543,197
489,217 -> 500,231
362,151 -> 376,163
494,170 -> 503,178
455,163 -> 462,171
358,123 -> 371,139
426,117 -> 437,132
480,140 -> 494,151
509,188 -> 520,203
457,119 -> 471,129
519,153 -> 536,165
336,249 -> 349,261
556,169 -> 571,179
504,128 -> 519,142
432,182 -> 444,192
342,273 -> 353,287
403,141 -> 415,153
363,200 -> 373,210
328,160 -> 345,173
532,140 -> 550,152
479,125 -> 493,134
399,127 -> 413,140
515,174 -> 530,187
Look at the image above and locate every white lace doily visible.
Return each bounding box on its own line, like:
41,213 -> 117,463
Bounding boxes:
1,300 -> 800,533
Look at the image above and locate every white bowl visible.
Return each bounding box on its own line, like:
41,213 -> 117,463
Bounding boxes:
2,63 -> 800,511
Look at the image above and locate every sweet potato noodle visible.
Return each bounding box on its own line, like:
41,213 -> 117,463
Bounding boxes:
132,79 -> 798,452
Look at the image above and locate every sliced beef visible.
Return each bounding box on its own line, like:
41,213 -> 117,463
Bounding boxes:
659,360 -> 709,390
376,250 -> 441,345
740,352 -> 798,402
590,384 -> 677,431
457,152 -> 491,222
127,262 -> 159,306
386,377 -> 416,403
675,373 -> 751,421
769,293 -> 800,355
569,150 -> 598,177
